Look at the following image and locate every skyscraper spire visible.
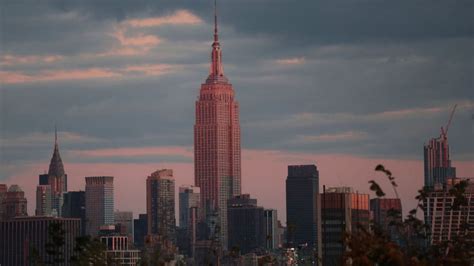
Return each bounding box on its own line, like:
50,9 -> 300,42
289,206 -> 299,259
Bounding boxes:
48,126 -> 65,178
207,0 -> 228,84
214,0 -> 218,42
196,0 -> 241,249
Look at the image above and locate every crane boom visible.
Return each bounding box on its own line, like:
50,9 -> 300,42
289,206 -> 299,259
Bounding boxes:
444,104 -> 457,136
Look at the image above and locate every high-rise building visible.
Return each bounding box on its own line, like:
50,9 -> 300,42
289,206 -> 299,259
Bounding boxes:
146,169 -> 175,242
2,185 -> 28,220
85,176 -> 114,236
115,210 -> 134,243
321,187 -> 370,266
133,213 -> 147,248
179,185 -> 200,229
0,216 -> 80,266
227,194 -> 264,254
179,185 -> 200,257
188,207 -> 199,257
422,116 -> 473,248
194,239 -> 221,265
42,129 -> 68,216
424,129 -> 456,189
194,2 -> 241,248
286,165 -> 320,250
39,174 -> 49,185
62,191 -> 86,235
263,209 -> 279,250
424,177 -> 474,245
0,184 -> 8,220
277,220 -> 286,248
370,198 -> 402,243
35,185 -> 52,216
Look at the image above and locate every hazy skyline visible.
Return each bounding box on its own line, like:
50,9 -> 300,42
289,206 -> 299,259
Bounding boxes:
1,1 -> 473,222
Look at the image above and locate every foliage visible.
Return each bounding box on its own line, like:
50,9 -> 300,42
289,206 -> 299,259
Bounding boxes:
344,165 -> 472,266
229,245 -> 241,258
45,222 -> 65,264
258,254 -> 276,265
70,236 -> 108,266
344,225 -> 404,266
29,245 -> 44,266
368,180 -> 386,197
374,164 -> 399,198
140,242 -> 176,265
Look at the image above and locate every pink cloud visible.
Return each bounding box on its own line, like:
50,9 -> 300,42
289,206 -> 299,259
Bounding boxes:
1,54 -> 63,66
122,64 -> 177,76
2,131 -> 100,148
101,27 -> 162,57
97,47 -> 149,57
276,57 -> 306,65
125,10 -> 203,28
294,131 -> 369,143
250,101 -> 474,130
0,68 -> 119,84
70,146 -> 193,158
0,63 -> 179,84
0,71 -> 34,84
374,107 -> 444,120
112,28 -> 161,47
37,68 -> 118,81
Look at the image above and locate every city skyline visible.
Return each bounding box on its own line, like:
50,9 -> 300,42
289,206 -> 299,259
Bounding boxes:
1,1 -> 473,224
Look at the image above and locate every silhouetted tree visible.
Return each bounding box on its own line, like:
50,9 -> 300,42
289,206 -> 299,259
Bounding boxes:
70,236 -> 108,265
344,164 -> 472,266
29,245 -> 43,266
45,222 -> 65,264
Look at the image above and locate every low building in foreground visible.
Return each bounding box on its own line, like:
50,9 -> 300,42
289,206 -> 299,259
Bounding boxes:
99,225 -> 141,265
321,186 -> 370,266
370,198 -> 403,244
424,177 -> 474,245
133,213 -> 147,248
227,194 -> 265,254
0,216 -> 80,266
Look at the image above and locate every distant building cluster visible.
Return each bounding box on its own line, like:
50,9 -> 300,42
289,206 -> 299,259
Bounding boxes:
0,5 -> 472,266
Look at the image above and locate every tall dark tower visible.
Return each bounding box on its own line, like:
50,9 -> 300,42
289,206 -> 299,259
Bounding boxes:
286,165 -> 320,252
194,1 -> 241,249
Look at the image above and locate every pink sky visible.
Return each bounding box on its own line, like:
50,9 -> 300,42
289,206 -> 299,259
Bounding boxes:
4,148 -> 473,224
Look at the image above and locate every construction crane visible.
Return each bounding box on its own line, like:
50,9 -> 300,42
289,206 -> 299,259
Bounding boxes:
441,104 -> 457,138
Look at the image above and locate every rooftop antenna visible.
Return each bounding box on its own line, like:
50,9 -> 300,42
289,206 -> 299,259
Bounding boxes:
214,0 -> 218,42
55,123 -> 58,145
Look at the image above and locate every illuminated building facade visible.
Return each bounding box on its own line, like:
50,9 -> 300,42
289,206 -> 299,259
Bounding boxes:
194,3 -> 241,248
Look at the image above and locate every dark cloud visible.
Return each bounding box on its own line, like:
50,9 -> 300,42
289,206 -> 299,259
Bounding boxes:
0,0 -> 473,178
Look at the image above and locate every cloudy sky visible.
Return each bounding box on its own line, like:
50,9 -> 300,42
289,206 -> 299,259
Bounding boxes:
1,0 -> 473,223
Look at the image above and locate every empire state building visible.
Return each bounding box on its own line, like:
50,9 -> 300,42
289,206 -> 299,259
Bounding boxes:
194,4 -> 241,248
